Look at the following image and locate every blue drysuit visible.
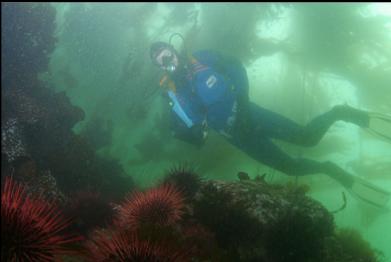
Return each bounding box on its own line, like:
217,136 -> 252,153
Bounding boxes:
164,50 -> 359,184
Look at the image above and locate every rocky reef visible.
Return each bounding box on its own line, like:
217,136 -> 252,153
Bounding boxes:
192,177 -> 334,261
1,3 -> 134,202
1,4 -> 135,259
70,167 -> 383,261
179,173 -> 381,262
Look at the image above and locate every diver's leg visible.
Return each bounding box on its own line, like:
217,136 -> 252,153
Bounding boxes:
301,105 -> 369,146
230,134 -> 390,207
230,135 -> 353,187
246,103 -> 369,147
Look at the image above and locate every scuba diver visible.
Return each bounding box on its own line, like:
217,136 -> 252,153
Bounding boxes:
149,35 -> 391,208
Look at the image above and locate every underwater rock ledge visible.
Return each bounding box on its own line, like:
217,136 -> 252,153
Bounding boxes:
190,177 -> 383,262
198,178 -> 331,228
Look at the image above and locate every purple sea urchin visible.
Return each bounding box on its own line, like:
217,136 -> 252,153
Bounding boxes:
162,162 -> 202,200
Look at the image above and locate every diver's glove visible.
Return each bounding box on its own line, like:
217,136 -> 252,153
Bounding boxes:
172,121 -> 208,148
190,121 -> 208,147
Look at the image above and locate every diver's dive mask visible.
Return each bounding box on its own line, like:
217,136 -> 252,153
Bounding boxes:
155,48 -> 178,73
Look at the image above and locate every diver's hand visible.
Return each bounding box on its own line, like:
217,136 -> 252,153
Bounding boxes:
172,122 -> 208,148
190,121 -> 208,146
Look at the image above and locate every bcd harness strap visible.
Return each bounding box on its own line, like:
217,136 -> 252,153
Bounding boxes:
160,55 -> 207,128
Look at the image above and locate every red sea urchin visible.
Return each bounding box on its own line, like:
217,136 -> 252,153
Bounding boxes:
85,229 -> 188,262
1,176 -> 82,262
115,184 -> 185,230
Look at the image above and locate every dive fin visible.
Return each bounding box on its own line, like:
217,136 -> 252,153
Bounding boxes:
348,176 -> 390,208
365,112 -> 391,143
